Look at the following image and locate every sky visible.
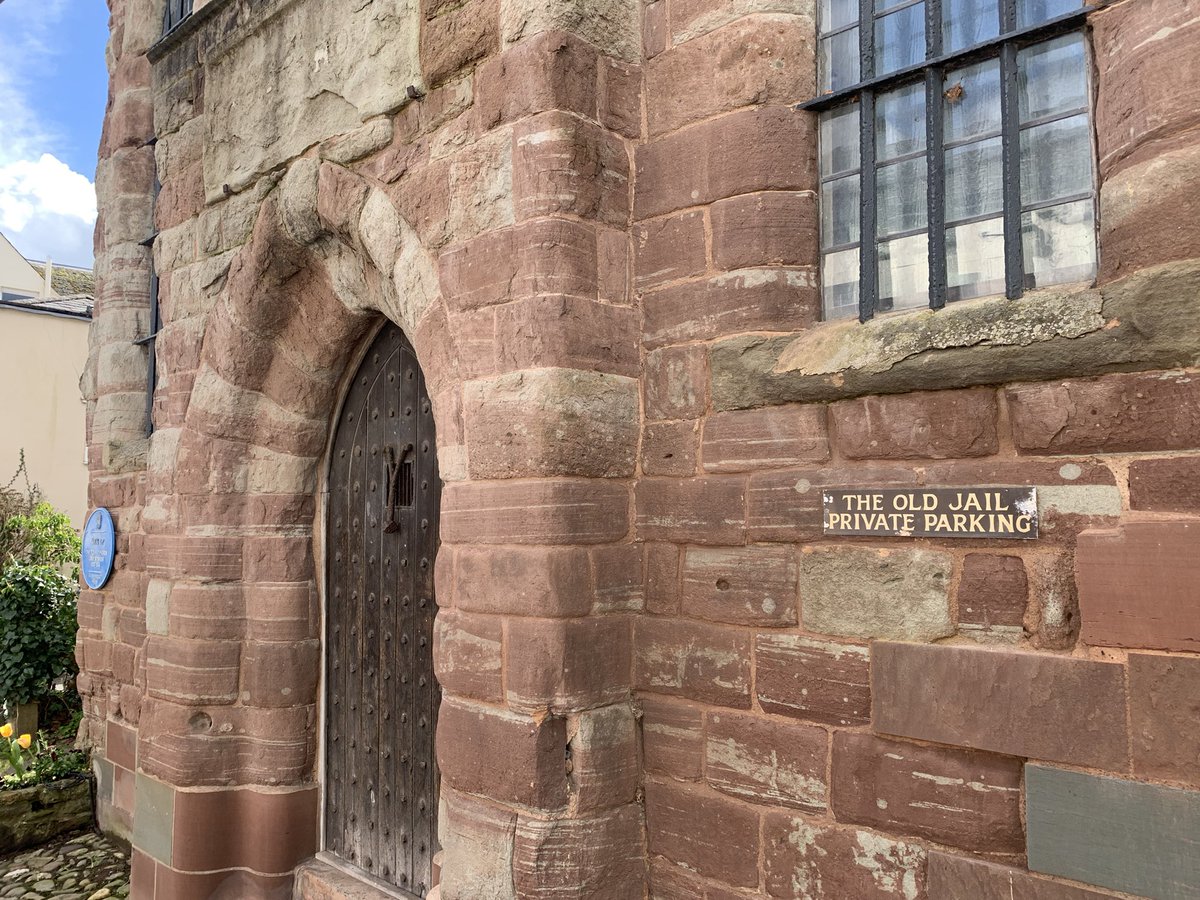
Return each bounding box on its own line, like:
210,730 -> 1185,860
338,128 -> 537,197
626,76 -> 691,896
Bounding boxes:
0,0 -> 109,268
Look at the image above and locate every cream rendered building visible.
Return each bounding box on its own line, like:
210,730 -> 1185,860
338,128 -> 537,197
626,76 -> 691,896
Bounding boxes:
0,230 -> 92,525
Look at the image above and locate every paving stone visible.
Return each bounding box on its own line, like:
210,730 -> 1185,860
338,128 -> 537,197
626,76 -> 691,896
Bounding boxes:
0,832 -> 128,900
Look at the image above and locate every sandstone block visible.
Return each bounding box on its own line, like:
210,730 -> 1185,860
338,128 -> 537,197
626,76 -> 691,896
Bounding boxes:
705,710 -> 828,810
634,619 -> 751,708
636,106 -> 814,219
239,639 -> 320,708
513,804 -> 645,896
671,0 -> 812,43
755,633 -> 870,727
437,700 -> 568,809
421,0 -> 500,87
636,477 -> 746,545
1008,371 -> 1200,455
513,112 -> 630,225
640,696 -> 704,779
568,704 -> 641,811
645,780 -> 759,887
832,732 -> 1023,853
475,30 -> 598,129
646,15 -> 814,136
800,546 -> 954,642
702,404 -> 829,472
433,609 -> 505,703
599,57 -> 641,138
437,789 -> 517,900
681,545 -> 798,626
872,641 -> 1130,770
1129,456 -> 1200,513
591,544 -> 644,613
645,543 -> 681,615
494,294 -> 640,376
710,191 -> 817,270
643,266 -> 819,348
634,211 -> 707,291
644,344 -> 709,421
1130,652 -> 1200,788
1076,520 -> 1200,653
644,1 -> 667,58
442,479 -> 629,544
641,420 -> 700,477
832,389 -> 999,460
462,369 -> 639,478
505,617 -> 632,713
452,545 -> 593,617
927,851 -> 1119,900
145,636 -> 241,706
499,0 -> 641,61
763,814 -> 926,900
957,554 -> 1028,631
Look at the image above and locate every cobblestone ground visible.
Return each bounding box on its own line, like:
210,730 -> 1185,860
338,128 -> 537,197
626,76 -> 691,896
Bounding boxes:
0,830 -> 129,899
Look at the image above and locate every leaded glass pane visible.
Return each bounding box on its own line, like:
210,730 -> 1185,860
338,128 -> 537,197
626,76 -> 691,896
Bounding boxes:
942,0 -> 999,53
1020,113 -> 1092,206
945,137 -> 1003,221
821,0 -> 859,32
821,105 -> 861,177
944,59 -> 1001,144
947,216 -> 1006,301
823,248 -> 861,319
1022,199 -> 1096,288
1018,34 -> 1088,123
877,156 -> 928,236
879,233 -> 930,311
820,29 -> 861,92
876,83 -> 926,161
822,175 -> 862,248
875,4 -> 926,76
1016,0 -> 1080,28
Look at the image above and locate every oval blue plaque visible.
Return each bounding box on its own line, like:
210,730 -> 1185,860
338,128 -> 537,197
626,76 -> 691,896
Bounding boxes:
81,508 -> 116,590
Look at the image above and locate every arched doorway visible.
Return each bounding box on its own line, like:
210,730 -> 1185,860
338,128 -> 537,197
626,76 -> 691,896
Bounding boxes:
324,322 -> 441,896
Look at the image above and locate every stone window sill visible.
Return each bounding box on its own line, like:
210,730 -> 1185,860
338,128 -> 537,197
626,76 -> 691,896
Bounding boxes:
710,259 -> 1200,409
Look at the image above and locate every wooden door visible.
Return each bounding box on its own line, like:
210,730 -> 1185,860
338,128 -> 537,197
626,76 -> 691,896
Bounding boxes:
325,323 -> 440,897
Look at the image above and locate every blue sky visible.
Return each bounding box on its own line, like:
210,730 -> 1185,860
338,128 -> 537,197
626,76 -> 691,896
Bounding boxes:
0,0 -> 109,268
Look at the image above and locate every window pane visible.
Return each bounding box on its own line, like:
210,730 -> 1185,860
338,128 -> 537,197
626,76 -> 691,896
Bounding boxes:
821,0 -> 858,32
822,175 -> 862,248
821,105 -> 861,177
1016,0 -> 1080,28
879,233 -> 930,311
944,59 -> 1001,144
877,156 -> 928,236
823,248 -> 861,319
942,0 -> 999,53
875,4 -> 926,76
1020,113 -> 1092,206
945,137 -> 1003,222
1022,199 -> 1096,288
876,83 -> 926,161
820,29 -> 861,92
1019,34 -> 1088,123
947,216 -> 1006,301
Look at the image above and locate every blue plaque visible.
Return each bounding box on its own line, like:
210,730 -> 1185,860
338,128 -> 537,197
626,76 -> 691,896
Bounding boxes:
81,508 -> 116,590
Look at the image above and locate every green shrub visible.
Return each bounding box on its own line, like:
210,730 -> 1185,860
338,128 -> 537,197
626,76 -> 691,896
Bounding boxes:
0,564 -> 79,706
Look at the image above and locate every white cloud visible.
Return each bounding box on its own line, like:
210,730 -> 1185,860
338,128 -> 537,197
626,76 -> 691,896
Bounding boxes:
0,0 -> 99,268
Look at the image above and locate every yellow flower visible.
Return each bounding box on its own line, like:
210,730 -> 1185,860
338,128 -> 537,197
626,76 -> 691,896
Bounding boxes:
16,734 -> 31,750
0,724 -> 11,739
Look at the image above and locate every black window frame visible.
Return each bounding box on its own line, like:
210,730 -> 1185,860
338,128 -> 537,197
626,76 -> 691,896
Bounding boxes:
163,0 -> 194,37
802,0 -> 1098,323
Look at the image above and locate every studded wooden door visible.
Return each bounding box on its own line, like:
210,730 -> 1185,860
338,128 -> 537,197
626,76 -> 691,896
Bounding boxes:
325,323 -> 440,897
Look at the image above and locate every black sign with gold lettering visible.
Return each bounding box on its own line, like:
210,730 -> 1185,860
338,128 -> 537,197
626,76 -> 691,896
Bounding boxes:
822,488 -> 1038,539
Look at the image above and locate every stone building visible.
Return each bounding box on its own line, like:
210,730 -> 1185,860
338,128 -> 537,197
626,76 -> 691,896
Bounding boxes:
82,0 -> 1200,897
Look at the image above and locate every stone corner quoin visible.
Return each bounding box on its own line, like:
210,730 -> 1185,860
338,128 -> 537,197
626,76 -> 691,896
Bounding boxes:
82,0 -> 1200,897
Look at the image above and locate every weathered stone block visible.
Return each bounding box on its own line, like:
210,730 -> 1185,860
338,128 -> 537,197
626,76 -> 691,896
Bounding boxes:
0,779 -> 93,854
641,420 -> 700,477
1129,652 -> 1200,788
568,704 -> 641,811
636,477 -> 746,545
872,642 -> 1130,770
1026,764 -> 1200,899
505,617 -> 632,713
442,479 -> 630,544
763,814 -> 926,900
452,546 -> 593,617
645,780 -> 759,887
494,294 -> 640,377
710,191 -> 817,271
681,545 -> 798,626
475,30 -> 598,129
800,546 -> 954,642
644,344 -> 709,421
832,389 -> 999,460
421,0 -> 499,87
636,106 -> 815,219
705,710 -> 828,810
635,210 -> 707,291
645,543 -> 681,615
640,695 -> 704,779
831,732 -> 1023,853
646,15 -> 814,136
927,851 -> 1120,900
670,0 -> 812,43
499,0 -> 641,61
702,405 -> 829,472
1130,456 -> 1200,513
957,554 -> 1028,631
437,789 -> 517,900
513,804 -> 645,896
1008,371 -> 1200,455
463,369 -> 639,479
755,633 -> 870,726
634,619 -> 751,708
434,609 -> 505,703
1076,520 -> 1200,653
